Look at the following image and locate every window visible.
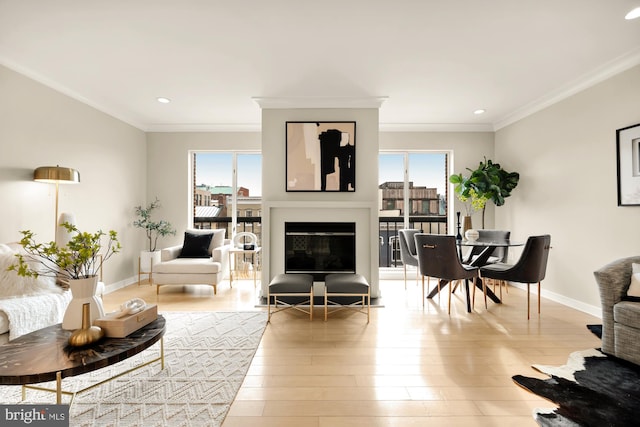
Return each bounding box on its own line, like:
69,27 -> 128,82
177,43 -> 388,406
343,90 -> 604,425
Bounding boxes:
192,152 -> 262,243
379,151 -> 449,267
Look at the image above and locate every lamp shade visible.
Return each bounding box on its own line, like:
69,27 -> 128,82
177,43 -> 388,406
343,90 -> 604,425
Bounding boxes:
34,166 -> 80,184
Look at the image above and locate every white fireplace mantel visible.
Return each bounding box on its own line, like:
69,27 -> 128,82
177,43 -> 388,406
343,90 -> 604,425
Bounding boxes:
261,200 -> 380,298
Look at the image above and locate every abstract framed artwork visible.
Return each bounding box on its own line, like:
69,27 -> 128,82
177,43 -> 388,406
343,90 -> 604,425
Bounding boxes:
617,122 -> 640,206
286,121 -> 356,192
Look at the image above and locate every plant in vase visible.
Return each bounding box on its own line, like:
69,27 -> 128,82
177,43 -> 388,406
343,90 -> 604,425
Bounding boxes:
133,198 -> 175,280
8,222 -> 121,330
450,157 -> 519,229
454,187 -> 487,236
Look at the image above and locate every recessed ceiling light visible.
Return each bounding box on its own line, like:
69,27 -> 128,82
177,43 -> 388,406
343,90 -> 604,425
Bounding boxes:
473,109 -> 486,115
157,97 -> 171,104
626,7 -> 640,19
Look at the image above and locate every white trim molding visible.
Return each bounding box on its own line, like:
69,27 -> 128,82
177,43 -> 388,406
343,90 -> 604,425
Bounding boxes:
252,96 -> 388,109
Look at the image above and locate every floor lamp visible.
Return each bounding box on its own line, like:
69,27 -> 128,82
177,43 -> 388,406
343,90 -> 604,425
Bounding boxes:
34,165 -> 80,236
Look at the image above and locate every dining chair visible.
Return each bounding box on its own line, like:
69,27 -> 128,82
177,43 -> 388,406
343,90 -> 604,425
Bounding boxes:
398,229 -> 421,289
465,229 -> 510,297
464,229 -> 511,264
479,235 -> 551,319
414,234 -> 478,314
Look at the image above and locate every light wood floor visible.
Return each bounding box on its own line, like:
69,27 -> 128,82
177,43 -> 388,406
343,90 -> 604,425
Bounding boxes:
103,275 -> 601,427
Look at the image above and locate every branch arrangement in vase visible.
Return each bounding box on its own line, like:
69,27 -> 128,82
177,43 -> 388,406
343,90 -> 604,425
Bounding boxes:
8,222 -> 121,283
133,198 -> 176,252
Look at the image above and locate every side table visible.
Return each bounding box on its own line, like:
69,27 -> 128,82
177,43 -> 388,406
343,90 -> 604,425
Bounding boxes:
229,247 -> 261,287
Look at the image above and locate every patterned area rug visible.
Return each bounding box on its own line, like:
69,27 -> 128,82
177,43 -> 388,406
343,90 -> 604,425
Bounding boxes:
0,311 -> 268,426
513,348 -> 640,426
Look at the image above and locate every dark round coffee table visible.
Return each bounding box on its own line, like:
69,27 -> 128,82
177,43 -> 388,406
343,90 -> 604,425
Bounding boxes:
0,315 -> 165,404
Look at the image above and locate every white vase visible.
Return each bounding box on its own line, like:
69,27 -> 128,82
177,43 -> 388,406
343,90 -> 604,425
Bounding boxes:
465,229 -> 480,242
140,250 -> 161,273
62,276 -> 105,330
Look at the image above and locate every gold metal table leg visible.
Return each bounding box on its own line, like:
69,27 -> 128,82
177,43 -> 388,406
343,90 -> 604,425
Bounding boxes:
21,337 -> 165,406
56,371 -> 62,404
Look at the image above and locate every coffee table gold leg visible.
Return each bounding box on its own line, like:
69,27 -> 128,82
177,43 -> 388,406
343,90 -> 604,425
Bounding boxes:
56,371 -> 62,404
21,385 -> 25,401
161,337 -> 165,370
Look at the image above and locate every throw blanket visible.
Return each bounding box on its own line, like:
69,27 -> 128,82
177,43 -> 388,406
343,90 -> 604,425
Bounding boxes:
0,291 -> 72,340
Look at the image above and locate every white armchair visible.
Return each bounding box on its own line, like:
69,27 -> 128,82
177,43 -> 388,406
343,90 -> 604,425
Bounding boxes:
153,229 -> 231,295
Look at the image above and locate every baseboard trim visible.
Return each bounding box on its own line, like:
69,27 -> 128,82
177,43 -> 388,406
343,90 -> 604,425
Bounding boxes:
104,276 -> 138,294
507,282 -> 601,319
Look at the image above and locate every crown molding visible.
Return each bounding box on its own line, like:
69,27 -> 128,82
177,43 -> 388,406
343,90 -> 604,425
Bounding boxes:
494,47 -> 640,130
252,96 -> 388,109
379,123 -> 494,132
0,57 -> 147,131
148,121 -> 491,133
145,123 -> 261,132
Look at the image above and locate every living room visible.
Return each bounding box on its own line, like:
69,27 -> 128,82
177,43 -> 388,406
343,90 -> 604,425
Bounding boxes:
1,2 -> 640,425
3,61 -> 639,316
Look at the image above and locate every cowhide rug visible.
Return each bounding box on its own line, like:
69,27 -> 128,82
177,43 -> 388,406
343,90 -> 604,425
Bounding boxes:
513,347 -> 640,426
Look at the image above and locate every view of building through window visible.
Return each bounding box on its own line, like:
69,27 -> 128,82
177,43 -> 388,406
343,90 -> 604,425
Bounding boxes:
193,152 -> 262,244
379,152 -> 448,267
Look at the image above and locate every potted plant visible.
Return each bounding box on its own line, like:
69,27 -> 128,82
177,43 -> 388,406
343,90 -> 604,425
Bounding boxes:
450,157 -> 520,229
8,222 -> 121,329
133,198 -> 176,279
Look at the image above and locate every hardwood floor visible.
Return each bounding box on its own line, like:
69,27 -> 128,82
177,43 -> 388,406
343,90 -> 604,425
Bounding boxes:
103,275 -> 601,427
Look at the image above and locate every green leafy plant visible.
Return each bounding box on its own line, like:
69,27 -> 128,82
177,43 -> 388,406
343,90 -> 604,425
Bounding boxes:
450,157 -> 520,228
8,222 -> 121,282
455,187 -> 488,217
133,198 -> 176,252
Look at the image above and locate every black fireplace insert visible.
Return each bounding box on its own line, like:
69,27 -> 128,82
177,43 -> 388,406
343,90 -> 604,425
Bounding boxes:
285,222 -> 356,281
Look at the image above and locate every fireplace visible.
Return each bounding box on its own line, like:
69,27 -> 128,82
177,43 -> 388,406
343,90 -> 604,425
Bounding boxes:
285,222 -> 356,281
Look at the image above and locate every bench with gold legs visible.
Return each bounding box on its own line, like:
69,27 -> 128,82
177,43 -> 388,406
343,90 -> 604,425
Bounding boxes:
267,274 -> 314,322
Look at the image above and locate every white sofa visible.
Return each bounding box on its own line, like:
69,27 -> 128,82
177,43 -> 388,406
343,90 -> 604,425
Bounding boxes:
0,243 -> 72,343
154,229 -> 232,295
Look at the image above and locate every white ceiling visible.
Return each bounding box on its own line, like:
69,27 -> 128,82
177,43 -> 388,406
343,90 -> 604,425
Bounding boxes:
1,0 -> 640,132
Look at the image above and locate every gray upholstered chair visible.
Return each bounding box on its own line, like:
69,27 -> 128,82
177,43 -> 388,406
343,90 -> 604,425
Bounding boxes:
414,234 -> 478,313
465,229 -> 511,264
594,256 -> 640,365
398,229 -> 420,289
480,235 -> 551,318
465,229 -> 510,297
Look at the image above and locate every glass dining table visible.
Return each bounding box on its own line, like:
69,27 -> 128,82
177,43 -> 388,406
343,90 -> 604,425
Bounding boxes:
426,238 -> 524,313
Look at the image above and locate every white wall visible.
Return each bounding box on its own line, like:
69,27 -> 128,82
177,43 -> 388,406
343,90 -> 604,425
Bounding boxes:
0,65 -> 147,285
495,64 -> 640,315
145,132 -> 261,246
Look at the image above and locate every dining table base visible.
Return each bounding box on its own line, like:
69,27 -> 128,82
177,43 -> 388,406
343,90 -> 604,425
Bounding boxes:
426,278 -> 501,313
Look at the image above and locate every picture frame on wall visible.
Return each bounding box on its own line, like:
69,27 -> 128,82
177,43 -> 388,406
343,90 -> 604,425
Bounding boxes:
616,122 -> 640,206
286,121 -> 356,192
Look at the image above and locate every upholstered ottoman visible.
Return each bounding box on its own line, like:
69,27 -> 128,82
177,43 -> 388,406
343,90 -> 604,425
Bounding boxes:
324,273 -> 370,322
267,273 -> 314,321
